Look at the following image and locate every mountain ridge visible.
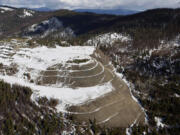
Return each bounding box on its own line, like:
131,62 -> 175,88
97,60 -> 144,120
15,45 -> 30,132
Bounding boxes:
0,6 -> 180,41
73,8 -> 139,15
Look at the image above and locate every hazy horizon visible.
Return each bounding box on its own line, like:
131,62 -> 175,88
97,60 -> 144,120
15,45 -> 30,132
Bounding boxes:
0,0 -> 179,11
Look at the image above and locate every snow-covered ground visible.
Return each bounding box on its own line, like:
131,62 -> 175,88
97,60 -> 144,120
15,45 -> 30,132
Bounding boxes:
26,17 -> 74,38
0,6 -> 14,12
155,117 -> 166,128
142,35 -> 180,59
28,17 -> 63,33
0,41 -> 114,111
13,45 -> 94,70
0,75 -> 113,111
19,9 -> 34,18
85,33 -> 131,47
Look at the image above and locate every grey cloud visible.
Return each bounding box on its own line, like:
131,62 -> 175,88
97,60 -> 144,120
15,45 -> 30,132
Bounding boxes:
0,0 -> 180,10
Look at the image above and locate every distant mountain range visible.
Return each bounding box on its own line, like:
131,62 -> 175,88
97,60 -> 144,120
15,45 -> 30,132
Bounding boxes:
30,7 -> 139,15
73,9 -> 139,15
0,5 -> 139,15
0,5 -> 180,38
31,7 -> 53,12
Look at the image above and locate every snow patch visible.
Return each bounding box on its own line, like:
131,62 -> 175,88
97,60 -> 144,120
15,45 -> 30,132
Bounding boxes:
174,93 -> 180,98
155,117 -> 166,128
26,17 -> 74,38
0,7 -> 14,12
19,9 -> 34,18
85,33 -> 131,47
0,74 -> 113,112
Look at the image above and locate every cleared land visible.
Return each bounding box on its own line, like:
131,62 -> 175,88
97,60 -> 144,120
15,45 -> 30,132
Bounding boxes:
0,42 -> 144,127
67,49 -> 145,127
38,49 -> 145,127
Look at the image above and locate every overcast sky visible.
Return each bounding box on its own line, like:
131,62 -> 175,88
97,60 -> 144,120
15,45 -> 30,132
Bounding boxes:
0,0 -> 180,10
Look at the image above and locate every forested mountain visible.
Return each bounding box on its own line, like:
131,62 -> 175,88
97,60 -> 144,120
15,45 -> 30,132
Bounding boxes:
0,6 -> 180,40
74,8 -> 138,15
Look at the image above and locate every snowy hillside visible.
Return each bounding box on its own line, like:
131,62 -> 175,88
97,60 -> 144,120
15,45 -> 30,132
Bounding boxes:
19,9 -> 35,18
85,33 -> 131,47
97,32 -> 180,134
0,39 -> 113,111
24,17 -> 74,38
0,6 -> 14,13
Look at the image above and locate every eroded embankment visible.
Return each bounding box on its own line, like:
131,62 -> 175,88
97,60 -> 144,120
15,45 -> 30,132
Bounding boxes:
66,49 -> 145,127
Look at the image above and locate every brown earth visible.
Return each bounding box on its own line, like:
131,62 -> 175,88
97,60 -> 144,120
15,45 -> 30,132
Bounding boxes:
39,49 -> 145,127
67,49 -> 145,127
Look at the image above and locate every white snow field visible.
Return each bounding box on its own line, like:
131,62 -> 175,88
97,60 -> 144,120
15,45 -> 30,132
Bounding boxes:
0,40 -> 114,111
0,6 -> 14,12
